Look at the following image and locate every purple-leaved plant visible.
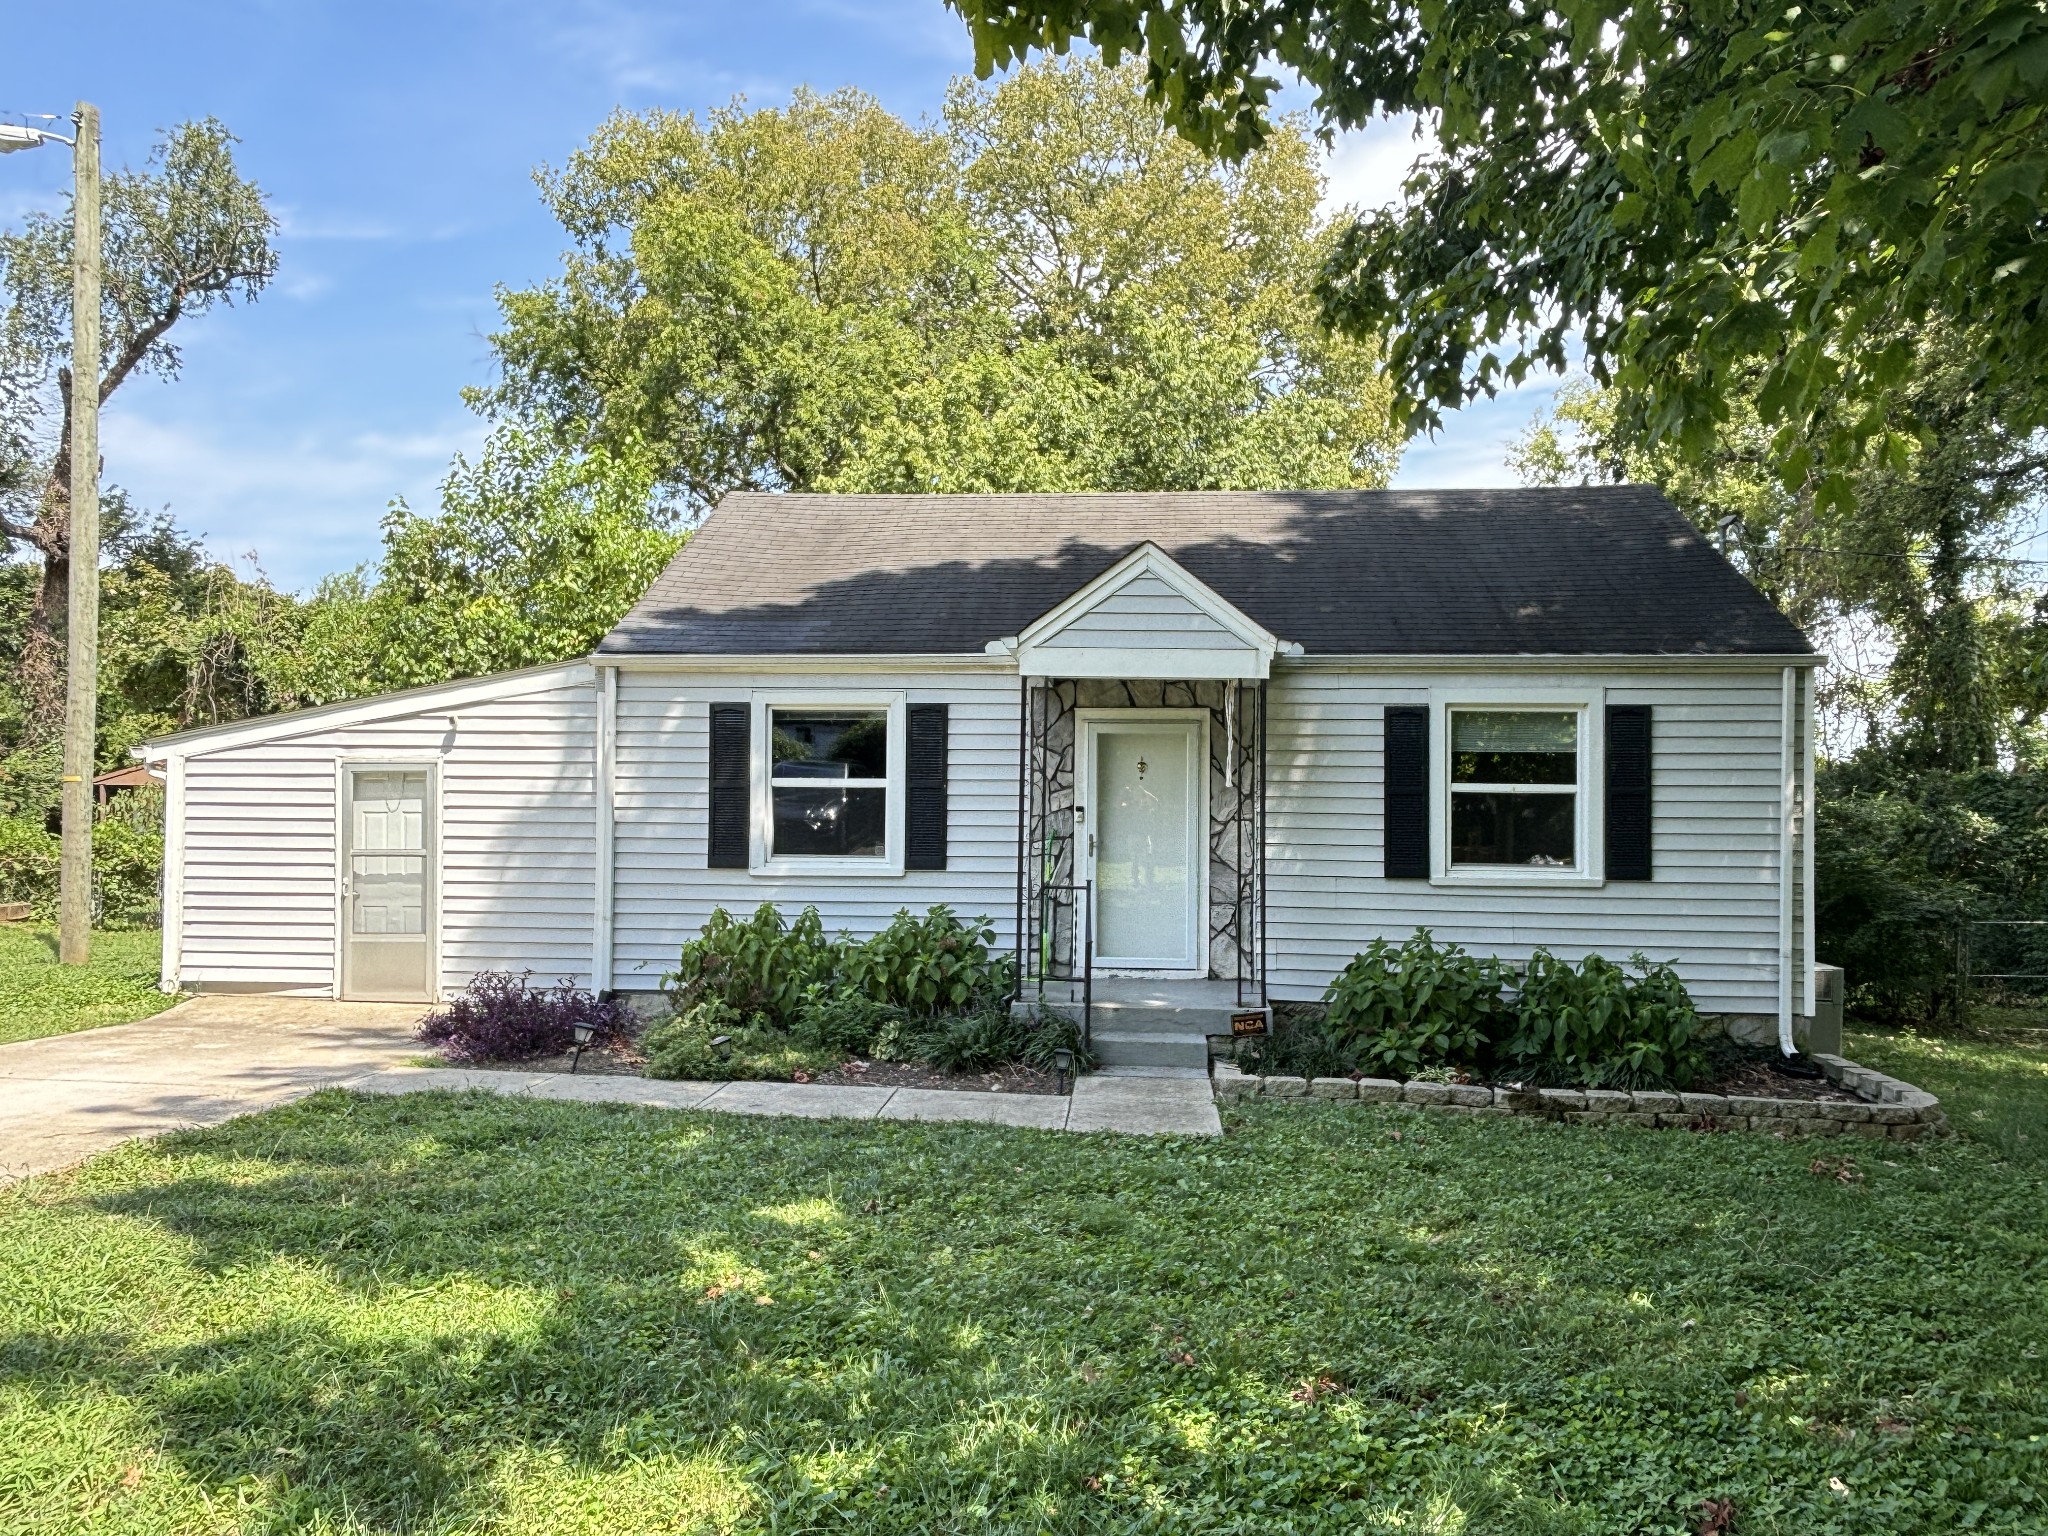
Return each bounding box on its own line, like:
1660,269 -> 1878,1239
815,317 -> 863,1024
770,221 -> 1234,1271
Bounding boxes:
418,971 -> 633,1063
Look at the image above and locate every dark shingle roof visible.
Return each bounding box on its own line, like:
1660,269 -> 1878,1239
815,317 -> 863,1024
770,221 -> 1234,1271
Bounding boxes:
600,488 -> 1814,658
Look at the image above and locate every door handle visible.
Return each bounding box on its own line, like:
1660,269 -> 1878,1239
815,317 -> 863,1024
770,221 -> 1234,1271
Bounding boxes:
1088,834 -> 1096,858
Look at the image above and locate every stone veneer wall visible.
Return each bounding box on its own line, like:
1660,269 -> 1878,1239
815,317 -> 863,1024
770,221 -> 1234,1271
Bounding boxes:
1212,1052 -> 1948,1140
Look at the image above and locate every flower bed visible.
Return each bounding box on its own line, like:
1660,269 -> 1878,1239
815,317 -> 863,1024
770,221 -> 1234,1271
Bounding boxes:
1213,1051 -> 1948,1139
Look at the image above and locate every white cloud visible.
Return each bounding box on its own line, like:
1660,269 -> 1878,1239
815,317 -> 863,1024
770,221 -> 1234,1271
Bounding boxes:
1391,375 -> 1564,490
99,405 -> 487,589
1319,113 -> 1438,219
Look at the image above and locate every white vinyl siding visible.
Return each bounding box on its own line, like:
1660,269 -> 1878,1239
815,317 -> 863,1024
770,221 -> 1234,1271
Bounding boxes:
1034,572 -> 1244,650
611,668 -> 1020,990
1265,667 -> 1805,1016
174,674 -> 599,995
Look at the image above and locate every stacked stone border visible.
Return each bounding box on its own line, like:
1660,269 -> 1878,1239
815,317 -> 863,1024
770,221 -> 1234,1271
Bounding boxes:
1211,1051 -> 1947,1140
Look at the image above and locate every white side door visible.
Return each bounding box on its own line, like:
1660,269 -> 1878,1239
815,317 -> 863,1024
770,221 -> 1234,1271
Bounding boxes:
340,766 -> 435,1001
1081,717 -> 1204,972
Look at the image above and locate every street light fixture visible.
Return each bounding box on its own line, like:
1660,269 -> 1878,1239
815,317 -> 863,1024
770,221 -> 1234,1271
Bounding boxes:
2,105 -> 100,965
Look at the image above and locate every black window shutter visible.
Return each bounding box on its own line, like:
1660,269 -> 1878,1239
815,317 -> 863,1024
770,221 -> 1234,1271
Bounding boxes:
905,703 -> 949,871
1605,704 -> 1653,881
707,703 -> 751,869
1383,705 -> 1429,879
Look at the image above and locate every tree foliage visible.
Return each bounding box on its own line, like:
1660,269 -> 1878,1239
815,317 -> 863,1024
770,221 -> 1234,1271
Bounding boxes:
477,56 -> 1400,506
949,0 -> 2048,501
1514,323 -> 2048,768
0,119 -> 277,735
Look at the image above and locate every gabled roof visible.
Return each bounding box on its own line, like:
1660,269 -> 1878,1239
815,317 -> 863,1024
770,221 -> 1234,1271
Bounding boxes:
998,542 -> 1299,679
601,488 -> 1816,659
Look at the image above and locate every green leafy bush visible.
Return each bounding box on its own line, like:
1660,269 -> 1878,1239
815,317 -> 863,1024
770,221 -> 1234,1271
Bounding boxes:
1321,930 -> 1513,1075
662,903 -> 837,1026
844,905 -> 1014,1012
791,988 -> 906,1057
1506,950 -> 1705,1088
1236,1010 -> 1358,1080
0,809 -> 163,927
1816,761 -> 2048,1022
914,1007 -> 1028,1073
642,1001 -> 831,1082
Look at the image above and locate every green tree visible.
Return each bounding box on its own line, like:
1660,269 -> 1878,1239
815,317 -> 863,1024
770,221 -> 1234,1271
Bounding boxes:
476,56 -> 1400,507
297,428 -> 682,697
0,120 -> 277,738
1514,326 -> 2048,768
947,0 -> 2048,502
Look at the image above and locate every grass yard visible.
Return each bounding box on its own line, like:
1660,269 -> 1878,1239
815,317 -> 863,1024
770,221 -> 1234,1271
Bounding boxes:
2,1052 -> 2044,1536
1852,1015 -> 2048,1168
0,925 -> 173,1047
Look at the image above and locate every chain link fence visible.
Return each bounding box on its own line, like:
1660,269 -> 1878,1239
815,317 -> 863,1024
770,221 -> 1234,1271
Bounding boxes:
1959,919 -> 2048,1009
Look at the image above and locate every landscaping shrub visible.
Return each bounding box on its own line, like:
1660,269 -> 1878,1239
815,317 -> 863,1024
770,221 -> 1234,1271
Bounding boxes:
418,970 -> 632,1063
1321,930 -> 1513,1075
791,988 -> 906,1057
642,1001 -> 829,1082
663,903 -> 838,1025
1505,950 -> 1706,1088
1235,1009 -> 1358,1080
843,905 -> 1014,1011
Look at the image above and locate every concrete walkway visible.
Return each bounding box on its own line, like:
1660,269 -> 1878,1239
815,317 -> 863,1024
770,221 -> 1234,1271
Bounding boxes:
349,1065 -> 1223,1136
0,998 -> 1220,1182
0,996 -> 425,1183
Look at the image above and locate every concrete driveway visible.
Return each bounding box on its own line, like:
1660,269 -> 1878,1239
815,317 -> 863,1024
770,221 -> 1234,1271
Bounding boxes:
0,996 -> 426,1184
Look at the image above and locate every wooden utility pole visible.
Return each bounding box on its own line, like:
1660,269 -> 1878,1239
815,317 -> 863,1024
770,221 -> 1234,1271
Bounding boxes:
58,102 -> 101,966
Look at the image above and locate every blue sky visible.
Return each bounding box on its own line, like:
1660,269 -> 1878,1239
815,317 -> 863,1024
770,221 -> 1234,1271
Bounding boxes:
7,1 -> 1555,593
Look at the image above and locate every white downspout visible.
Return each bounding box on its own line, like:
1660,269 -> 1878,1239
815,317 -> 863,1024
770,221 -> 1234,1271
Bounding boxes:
594,664 -> 617,994
1778,666 -> 1797,1054
1800,668 -> 1817,1018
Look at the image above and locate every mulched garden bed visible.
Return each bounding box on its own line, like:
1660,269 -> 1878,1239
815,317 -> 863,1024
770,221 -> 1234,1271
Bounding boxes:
813,1059 -> 1064,1095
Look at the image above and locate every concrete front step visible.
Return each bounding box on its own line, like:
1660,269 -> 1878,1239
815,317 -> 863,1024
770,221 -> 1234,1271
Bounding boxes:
1090,1028 -> 1212,1070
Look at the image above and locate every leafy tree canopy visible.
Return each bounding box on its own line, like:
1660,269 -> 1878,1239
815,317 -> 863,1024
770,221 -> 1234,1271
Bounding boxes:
477,56 -> 1401,506
1515,323 -> 2048,768
949,1 -> 2048,503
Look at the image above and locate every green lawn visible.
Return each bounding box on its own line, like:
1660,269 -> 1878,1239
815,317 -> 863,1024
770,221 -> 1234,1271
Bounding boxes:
0,925 -> 174,1046
2,1054 -> 2044,1536
1851,1014 -> 2048,1169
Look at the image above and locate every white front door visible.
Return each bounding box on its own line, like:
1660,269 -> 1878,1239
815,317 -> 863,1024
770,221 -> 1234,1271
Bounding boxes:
341,766 -> 435,1001
1082,717 -> 1204,971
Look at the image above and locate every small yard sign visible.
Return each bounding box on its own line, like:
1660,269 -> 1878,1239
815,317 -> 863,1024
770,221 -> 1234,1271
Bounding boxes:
1230,1010 -> 1268,1037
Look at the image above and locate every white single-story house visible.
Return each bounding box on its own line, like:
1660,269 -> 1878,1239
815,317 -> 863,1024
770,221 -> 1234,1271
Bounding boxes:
137,489 -> 1822,1049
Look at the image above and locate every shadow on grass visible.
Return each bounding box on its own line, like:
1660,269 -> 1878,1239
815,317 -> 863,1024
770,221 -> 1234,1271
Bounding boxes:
2,1089 -> 2043,1534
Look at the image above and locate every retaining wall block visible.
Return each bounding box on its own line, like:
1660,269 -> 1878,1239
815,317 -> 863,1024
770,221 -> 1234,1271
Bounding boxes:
1309,1077 -> 1358,1100
1818,1100 -> 1873,1123
1793,1117 -> 1841,1137
1582,1089 -> 1633,1114
1844,1121 -> 1890,1139
1212,1063 -> 1259,1100
1811,1053 -> 1852,1084
1355,1078 -> 1403,1104
1495,1086 -> 1551,1114
1448,1083 -> 1494,1109
1402,1081 -> 1454,1106
1538,1087 -> 1587,1112
1632,1091 -> 1683,1115
1889,1122 -> 1927,1141
1726,1095 -> 1787,1119
1618,1112 -> 1663,1129
1263,1075 -> 1308,1098
1864,1101 -> 1922,1126
1678,1092 -> 1730,1117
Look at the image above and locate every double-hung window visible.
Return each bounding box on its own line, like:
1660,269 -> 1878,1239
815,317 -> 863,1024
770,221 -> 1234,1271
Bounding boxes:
1448,709 -> 1579,869
768,709 -> 890,859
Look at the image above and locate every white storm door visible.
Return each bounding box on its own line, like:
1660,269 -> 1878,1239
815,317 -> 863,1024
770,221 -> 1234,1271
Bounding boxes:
341,766 -> 435,1001
1084,720 -> 1202,970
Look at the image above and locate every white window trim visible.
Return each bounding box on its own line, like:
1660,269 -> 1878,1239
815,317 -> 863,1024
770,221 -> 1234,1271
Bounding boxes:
749,691 -> 907,877
1428,687 -> 1606,888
